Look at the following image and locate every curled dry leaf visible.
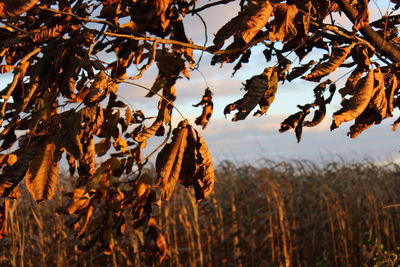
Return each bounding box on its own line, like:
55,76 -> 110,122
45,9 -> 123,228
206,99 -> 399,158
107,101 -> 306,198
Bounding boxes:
193,88 -> 213,129
304,44 -> 355,82
146,51 -> 185,97
0,142 -> 38,198
0,0 -> 39,18
371,68 -> 387,120
155,121 -> 215,202
212,0 -> 273,50
155,121 -> 188,201
383,72 -> 398,116
269,3 -> 298,42
60,111 -> 83,159
332,70 -> 374,130
25,136 -> 59,202
225,67 -> 278,121
349,108 -> 381,138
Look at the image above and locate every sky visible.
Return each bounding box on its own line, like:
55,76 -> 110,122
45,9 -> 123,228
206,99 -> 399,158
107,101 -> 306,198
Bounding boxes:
115,0 -> 400,165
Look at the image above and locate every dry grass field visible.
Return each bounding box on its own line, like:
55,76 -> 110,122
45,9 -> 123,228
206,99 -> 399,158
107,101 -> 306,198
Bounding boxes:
1,160 -> 400,266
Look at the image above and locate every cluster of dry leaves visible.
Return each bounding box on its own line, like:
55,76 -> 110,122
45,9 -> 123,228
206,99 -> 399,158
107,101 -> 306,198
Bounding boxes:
0,0 -> 400,262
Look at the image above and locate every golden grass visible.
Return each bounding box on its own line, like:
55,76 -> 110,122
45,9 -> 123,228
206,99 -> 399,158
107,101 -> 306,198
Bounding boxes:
1,160 -> 400,266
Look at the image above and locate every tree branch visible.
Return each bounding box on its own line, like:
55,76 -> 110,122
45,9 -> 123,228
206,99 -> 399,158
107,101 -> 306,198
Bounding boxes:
334,0 -> 400,62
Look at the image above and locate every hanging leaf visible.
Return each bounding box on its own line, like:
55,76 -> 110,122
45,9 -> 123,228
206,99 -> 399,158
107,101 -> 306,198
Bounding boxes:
211,0 -> 273,50
332,70 -> 374,130
268,3 -> 298,42
0,0 -> 40,18
225,67 -> 278,121
303,44 -> 355,82
193,88 -> 213,129
25,136 -> 59,202
0,142 -> 38,198
155,121 -> 188,201
60,111 -> 83,159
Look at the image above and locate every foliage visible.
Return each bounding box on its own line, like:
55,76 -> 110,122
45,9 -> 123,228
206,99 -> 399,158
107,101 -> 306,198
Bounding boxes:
0,0 -> 400,260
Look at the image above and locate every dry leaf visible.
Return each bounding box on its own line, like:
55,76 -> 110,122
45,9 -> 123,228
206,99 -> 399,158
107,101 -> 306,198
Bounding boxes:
155,121 -> 188,201
0,0 -> 39,18
332,70 -> 374,129
25,137 -> 59,202
225,67 -> 278,121
304,44 -> 354,82
193,88 -> 213,129
269,3 -> 298,42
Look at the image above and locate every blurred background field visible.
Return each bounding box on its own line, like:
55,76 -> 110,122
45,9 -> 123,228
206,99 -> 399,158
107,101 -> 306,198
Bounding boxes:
2,160 -> 400,267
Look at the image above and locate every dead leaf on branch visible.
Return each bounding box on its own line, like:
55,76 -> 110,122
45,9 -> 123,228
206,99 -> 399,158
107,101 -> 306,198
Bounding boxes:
211,0 -> 273,51
0,0 -> 40,18
155,121 -> 188,201
332,70 -> 374,130
268,3 -> 298,42
25,136 -> 59,202
146,51 -> 186,97
193,88 -> 213,129
155,121 -> 215,202
304,44 -> 355,82
225,67 -> 278,121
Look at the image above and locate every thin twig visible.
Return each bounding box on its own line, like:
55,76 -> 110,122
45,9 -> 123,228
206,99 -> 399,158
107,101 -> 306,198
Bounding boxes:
102,31 -> 269,55
37,7 -> 116,28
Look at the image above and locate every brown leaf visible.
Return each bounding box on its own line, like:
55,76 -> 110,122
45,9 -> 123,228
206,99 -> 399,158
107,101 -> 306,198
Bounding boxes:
353,0 -> 369,32
78,137 -> 96,177
269,3 -> 298,42
0,143 -> 38,198
211,0 -> 273,50
332,70 -> 374,129
193,88 -> 213,129
225,67 -> 278,121
192,127 -> 214,201
339,67 -> 365,97
84,70 -> 113,104
135,119 -> 163,143
254,68 -> 278,116
95,138 -> 111,157
60,111 -> 83,159
349,108 -> 381,138
371,68 -> 387,120
25,136 -> 59,202
383,72 -> 398,116
304,44 -> 355,82
0,0 -> 39,18
0,64 -> 14,74
155,121 -> 188,201
146,51 -> 185,97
